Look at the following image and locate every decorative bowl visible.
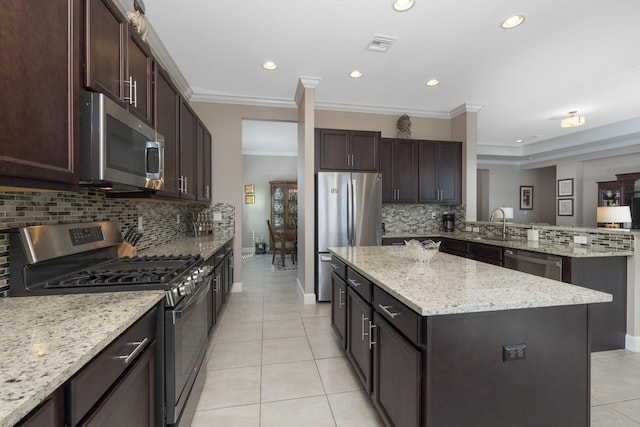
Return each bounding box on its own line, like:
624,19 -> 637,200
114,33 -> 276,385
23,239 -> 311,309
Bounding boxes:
404,239 -> 441,264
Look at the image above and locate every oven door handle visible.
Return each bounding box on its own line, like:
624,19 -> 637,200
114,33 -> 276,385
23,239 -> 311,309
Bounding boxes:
173,280 -> 210,320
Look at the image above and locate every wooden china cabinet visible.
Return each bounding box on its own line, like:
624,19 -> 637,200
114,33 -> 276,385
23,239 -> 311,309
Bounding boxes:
270,181 -> 298,229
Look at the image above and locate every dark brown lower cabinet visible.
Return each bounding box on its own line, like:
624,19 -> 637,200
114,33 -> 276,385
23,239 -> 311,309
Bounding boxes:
372,313 -> 421,427
16,388 -> 66,427
331,272 -> 347,348
80,341 -> 157,426
346,288 -> 373,392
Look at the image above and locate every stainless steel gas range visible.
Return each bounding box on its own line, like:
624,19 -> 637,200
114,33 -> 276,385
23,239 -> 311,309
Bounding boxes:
9,221 -> 211,427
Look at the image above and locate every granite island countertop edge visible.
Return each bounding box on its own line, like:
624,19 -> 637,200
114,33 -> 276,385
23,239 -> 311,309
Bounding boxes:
329,246 -> 613,317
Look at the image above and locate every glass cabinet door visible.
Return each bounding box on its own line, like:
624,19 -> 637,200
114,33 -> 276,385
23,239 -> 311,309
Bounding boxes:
598,182 -> 623,206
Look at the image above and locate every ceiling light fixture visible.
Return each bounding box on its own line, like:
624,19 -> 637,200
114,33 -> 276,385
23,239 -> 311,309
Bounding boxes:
560,111 -> 586,128
350,70 -> 364,78
515,139 -> 524,143
501,15 -> 525,29
393,0 -> 414,11
262,61 -> 277,70
425,79 -> 440,86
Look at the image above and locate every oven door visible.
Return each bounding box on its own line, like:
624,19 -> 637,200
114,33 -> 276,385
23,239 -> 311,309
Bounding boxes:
165,280 -> 210,425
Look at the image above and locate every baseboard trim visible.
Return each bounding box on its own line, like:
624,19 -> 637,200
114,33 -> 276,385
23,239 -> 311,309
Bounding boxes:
626,334 -> 640,352
296,277 -> 316,305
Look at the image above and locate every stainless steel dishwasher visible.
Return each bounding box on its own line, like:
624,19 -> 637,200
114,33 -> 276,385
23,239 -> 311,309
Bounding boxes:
503,248 -> 563,281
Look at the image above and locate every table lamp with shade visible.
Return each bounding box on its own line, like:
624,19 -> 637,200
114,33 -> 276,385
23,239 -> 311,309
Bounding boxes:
596,206 -> 632,228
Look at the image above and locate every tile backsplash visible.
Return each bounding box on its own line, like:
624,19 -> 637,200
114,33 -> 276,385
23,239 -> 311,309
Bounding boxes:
382,203 -> 466,233
0,189 -> 235,293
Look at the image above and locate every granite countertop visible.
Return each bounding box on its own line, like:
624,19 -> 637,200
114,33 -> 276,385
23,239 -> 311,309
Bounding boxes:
140,232 -> 234,259
382,231 -> 634,257
0,291 -> 164,426
330,246 -> 612,317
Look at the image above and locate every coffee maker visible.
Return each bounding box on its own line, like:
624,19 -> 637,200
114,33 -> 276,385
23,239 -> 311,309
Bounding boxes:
442,213 -> 455,232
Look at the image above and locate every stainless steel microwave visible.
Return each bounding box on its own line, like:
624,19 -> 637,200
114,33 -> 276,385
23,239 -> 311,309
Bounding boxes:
79,92 -> 164,191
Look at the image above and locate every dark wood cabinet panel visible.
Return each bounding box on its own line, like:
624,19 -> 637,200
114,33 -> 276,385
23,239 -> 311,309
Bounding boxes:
85,0 -> 153,123
80,341 -> 157,427
373,314 -> 421,427
380,138 -> 417,203
426,306 -> 589,427
16,388 -> 66,427
418,140 -> 462,204
179,100 -> 197,201
126,30 -> 153,123
85,0 -> 124,102
0,0 -> 79,188
315,128 -> 379,171
154,66 -> 181,198
563,256 -> 627,351
331,272 -> 348,349
468,242 -> 503,266
196,122 -> 212,202
347,288 -> 373,392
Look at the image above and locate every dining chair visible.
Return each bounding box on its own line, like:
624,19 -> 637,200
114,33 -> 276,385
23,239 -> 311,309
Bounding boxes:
267,220 -> 296,267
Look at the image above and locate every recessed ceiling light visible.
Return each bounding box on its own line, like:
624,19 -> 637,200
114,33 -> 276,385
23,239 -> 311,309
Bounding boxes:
501,15 -> 525,29
262,61 -> 277,70
425,79 -> 440,86
515,139 -> 524,143
393,0 -> 414,11
350,70 -> 364,78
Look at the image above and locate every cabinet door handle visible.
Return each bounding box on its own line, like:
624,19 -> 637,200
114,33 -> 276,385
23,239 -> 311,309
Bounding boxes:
368,321 -> 377,350
116,337 -> 149,365
339,288 -> 345,308
348,278 -> 362,287
378,304 -> 399,319
184,176 -> 188,193
361,314 -> 369,341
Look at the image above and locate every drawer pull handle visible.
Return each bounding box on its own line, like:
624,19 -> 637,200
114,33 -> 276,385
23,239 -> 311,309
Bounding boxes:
348,279 -> 362,287
116,337 -> 149,365
330,263 -> 339,270
379,304 -> 399,319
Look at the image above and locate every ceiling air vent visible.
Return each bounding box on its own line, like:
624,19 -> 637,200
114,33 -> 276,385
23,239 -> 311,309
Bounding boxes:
367,35 -> 397,53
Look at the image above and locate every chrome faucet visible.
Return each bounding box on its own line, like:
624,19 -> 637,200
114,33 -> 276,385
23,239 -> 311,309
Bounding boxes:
489,208 -> 507,239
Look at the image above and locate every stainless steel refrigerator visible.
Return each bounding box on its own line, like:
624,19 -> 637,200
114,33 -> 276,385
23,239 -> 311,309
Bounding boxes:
316,172 -> 382,301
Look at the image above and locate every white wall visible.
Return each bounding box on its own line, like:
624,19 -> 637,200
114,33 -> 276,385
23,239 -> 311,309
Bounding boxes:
241,155 -> 297,250
480,164 -> 556,224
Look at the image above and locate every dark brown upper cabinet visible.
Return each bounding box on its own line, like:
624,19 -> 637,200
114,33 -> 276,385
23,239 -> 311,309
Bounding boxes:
0,0 -> 80,190
380,138 -> 418,203
418,140 -> 462,204
315,129 -> 380,172
178,100 -> 197,201
85,0 -> 153,124
196,119 -> 212,203
153,66 -> 181,199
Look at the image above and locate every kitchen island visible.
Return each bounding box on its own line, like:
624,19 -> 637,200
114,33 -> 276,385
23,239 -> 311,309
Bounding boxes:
329,245 -> 612,427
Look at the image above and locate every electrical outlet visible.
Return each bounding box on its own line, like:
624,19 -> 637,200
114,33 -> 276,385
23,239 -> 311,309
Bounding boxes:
465,226 -> 472,232
431,212 -> 437,220
213,212 -> 222,221
503,344 -> 526,362
472,227 -> 480,233
137,216 -> 143,231
574,235 -> 587,244
176,214 -> 181,225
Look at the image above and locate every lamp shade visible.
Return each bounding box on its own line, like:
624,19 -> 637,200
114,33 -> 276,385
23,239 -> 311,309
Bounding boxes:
597,206 -> 632,224
492,207 -> 514,220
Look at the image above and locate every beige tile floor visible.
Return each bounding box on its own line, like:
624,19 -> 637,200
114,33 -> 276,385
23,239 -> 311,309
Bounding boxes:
192,254 -> 640,426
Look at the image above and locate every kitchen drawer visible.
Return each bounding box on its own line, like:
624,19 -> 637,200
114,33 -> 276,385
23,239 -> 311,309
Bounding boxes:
69,306 -> 157,425
373,287 -> 420,346
330,256 -> 346,280
468,242 -> 503,264
440,238 -> 468,257
347,268 -> 372,302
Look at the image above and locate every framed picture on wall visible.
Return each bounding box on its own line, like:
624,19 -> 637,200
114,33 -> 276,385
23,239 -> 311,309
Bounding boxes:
244,184 -> 255,195
558,198 -> 573,216
244,194 -> 255,204
520,186 -> 533,210
558,178 -> 574,197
